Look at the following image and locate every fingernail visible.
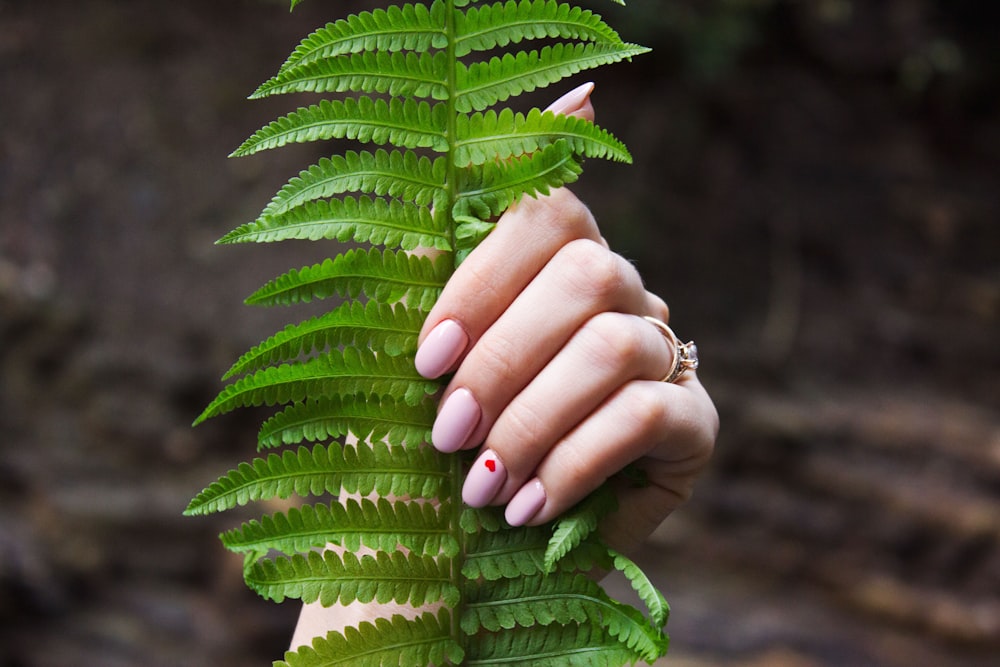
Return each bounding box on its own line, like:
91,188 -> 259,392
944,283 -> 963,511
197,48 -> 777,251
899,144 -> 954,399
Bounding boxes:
432,388 -> 480,453
505,478 -> 546,527
545,81 -> 595,116
415,319 -> 468,379
463,450 -> 507,507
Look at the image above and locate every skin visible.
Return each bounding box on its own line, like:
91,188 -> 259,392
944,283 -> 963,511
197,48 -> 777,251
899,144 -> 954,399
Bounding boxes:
291,85 -> 719,645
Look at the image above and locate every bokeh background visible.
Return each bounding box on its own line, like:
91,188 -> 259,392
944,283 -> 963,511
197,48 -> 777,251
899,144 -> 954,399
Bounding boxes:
1,1 -> 997,665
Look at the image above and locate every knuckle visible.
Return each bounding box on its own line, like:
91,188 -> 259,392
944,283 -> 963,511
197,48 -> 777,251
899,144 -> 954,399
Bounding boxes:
620,387 -> 668,436
469,332 -> 520,385
579,313 -> 647,373
554,240 -> 638,306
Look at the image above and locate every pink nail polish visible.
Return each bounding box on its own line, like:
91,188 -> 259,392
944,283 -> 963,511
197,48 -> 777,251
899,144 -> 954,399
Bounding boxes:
415,319 -> 468,379
544,82 -> 595,115
432,388 -> 480,453
463,451 -> 507,507
505,478 -> 546,527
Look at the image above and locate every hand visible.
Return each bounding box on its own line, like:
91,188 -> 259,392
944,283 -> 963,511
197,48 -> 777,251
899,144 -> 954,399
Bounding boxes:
414,85 -> 718,550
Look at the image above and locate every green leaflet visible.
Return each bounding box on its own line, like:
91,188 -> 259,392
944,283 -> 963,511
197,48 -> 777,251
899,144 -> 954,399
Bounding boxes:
258,394 -> 436,450
219,196 -> 449,250
222,498 -> 457,558
608,548 -> 671,630
277,609 -> 463,667
222,301 -> 423,380
189,0 -> 667,665
544,483 -> 618,572
461,572 -> 667,663
247,549 -> 459,607
250,149 -> 446,220
466,623 -> 636,666
244,248 -> 448,310
183,441 -> 447,516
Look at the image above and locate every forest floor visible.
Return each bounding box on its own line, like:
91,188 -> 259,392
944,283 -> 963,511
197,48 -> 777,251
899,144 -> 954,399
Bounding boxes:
1,1 -> 997,666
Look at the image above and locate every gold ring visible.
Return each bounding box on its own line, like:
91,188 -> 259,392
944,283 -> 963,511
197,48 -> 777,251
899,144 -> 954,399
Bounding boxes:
643,316 -> 699,383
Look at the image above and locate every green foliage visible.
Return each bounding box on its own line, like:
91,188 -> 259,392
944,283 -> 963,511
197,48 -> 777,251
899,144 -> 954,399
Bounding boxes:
188,0 -> 668,663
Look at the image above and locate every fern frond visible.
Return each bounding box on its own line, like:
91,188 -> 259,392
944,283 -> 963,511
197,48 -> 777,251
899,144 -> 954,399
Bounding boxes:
247,549 -> 459,608
245,248 -> 448,310
223,302 -> 421,380
251,150 -> 446,222
184,442 -> 447,516
277,609 -> 463,667
217,196 -> 448,251
455,0 -> 624,57
193,1 -> 666,664
455,107 -> 631,165
462,573 -> 667,663
222,498 -> 457,558
194,347 -> 437,424
280,2 -> 449,71
465,623 -> 637,667
455,42 -> 651,112
258,393 -> 436,449
231,97 -> 448,157
608,548 -> 670,629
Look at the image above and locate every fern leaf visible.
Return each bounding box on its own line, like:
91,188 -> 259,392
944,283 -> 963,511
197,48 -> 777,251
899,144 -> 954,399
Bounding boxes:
222,498 -> 457,558
455,0 -> 624,57
245,248 -> 448,310
462,526 -> 550,580
223,302 -> 421,380
280,2 -> 449,71
251,150 -> 446,221
459,505 -> 506,534
465,623 -> 638,667
464,524 -> 611,582
544,482 -> 617,572
462,573 -> 667,663
255,50 -> 449,100
194,347 -> 437,424
184,442 -> 447,516
608,548 -> 670,630
247,549 -> 459,608
218,196 -> 447,251
453,139 -> 583,227
258,393 -> 436,450
231,97 -> 448,157
277,609 -> 463,667
455,42 -> 651,112
455,107 -> 631,166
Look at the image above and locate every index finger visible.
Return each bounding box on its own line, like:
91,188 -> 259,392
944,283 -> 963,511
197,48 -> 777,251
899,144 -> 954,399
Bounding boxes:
415,187 -> 604,374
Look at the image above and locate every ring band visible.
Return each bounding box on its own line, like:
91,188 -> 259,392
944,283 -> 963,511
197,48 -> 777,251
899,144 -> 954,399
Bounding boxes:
643,316 -> 699,383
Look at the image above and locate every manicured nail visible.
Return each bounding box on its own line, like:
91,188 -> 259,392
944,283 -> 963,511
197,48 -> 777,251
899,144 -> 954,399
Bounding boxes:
463,450 -> 507,507
545,81 -> 595,116
505,478 -> 547,527
415,319 -> 468,379
432,388 -> 480,453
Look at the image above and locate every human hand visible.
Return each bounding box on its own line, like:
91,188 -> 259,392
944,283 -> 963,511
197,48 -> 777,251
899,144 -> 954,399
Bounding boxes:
414,84 -> 718,550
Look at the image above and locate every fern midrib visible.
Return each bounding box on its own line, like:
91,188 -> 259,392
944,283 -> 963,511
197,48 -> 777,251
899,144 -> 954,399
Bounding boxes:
442,0 -> 468,650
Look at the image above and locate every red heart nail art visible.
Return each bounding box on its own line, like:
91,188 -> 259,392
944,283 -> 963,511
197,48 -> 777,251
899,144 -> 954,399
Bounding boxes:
485,459 -> 496,472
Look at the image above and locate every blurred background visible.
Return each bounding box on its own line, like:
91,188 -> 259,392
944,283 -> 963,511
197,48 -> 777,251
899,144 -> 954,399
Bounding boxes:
1,0 -> 997,665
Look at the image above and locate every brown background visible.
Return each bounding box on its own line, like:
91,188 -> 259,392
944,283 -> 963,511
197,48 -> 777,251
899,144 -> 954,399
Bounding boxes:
1,1 -> 997,665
